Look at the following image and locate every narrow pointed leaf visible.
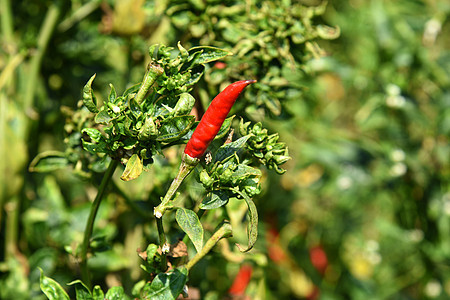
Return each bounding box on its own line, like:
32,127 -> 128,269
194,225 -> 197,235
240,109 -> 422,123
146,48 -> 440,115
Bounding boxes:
83,74 -> 99,113
29,151 -> 69,173
214,135 -> 251,162
235,191 -> 258,253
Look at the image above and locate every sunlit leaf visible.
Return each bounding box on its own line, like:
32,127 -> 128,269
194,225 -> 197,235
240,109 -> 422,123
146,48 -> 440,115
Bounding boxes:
214,135 -> 251,162
104,286 -> 129,300
235,191 -> 258,253
82,74 -> 99,113
67,280 -> 92,300
39,268 -> 70,300
200,190 -> 231,210
156,115 -> 195,142
142,267 -> 188,300
176,208 -> 203,252
29,151 -> 69,173
120,154 -> 143,181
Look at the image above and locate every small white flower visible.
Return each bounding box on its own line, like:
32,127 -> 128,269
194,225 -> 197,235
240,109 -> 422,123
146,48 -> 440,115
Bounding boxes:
112,105 -> 121,114
390,162 -> 407,177
337,176 -> 353,190
390,149 -> 405,162
366,240 -> 379,252
424,279 -> 442,298
386,95 -> 406,108
386,84 -> 401,96
162,243 -> 170,254
408,229 -> 424,243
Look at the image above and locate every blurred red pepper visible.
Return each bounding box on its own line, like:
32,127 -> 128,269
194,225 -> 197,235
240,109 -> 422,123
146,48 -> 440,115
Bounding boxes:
309,245 -> 328,275
228,264 -> 253,296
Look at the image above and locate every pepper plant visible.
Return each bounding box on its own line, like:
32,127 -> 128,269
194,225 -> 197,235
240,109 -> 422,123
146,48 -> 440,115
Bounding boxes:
30,43 -> 289,299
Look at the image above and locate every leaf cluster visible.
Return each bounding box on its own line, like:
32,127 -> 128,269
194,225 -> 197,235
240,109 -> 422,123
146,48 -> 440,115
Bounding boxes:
239,119 -> 291,174
166,0 -> 339,117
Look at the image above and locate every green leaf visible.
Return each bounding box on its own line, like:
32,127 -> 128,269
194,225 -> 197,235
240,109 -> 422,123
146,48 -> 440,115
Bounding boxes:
95,110 -> 112,124
235,191 -> 258,253
82,128 -> 103,143
200,190 -> 231,210
92,286 -> 104,300
105,286 -> 129,300
156,115 -> 195,142
83,74 -> 99,113
120,154 -> 143,181
185,64 -> 205,86
173,93 -> 195,116
214,135 -> 251,162
29,151 -> 69,173
39,268 -> 70,300
188,46 -> 233,65
81,140 -> 108,154
176,208 -> 203,252
142,267 -> 188,300
67,280 -> 92,300
215,116 -> 235,139
108,83 -> 117,104
129,97 -> 142,119
123,82 -> 141,97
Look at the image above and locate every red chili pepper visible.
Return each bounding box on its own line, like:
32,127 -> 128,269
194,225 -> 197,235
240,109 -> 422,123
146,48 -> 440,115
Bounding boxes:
228,264 -> 253,296
184,80 -> 256,158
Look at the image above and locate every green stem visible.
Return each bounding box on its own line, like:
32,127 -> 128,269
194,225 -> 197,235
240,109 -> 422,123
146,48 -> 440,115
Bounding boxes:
134,63 -> 164,105
156,217 -> 168,271
23,2 -> 61,111
57,0 -> 100,32
80,159 -> 118,288
0,0 -> 14,43
4,197 -> 19,260
186,222 -> 232,271
154,153 -> 198,218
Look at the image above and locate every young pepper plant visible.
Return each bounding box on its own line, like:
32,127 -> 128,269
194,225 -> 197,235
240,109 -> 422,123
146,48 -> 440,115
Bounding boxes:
32,43 -> 290,299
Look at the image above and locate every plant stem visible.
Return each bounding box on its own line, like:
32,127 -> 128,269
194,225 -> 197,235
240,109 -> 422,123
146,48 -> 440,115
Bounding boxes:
186,222 -> 232,271
80,159 -> 118,288
156,216 -> 168,271
134,63 -> 164,105
0,0 -> 14,44
23,2 -> 61,111
57,0 -> 101,32
154,153 -> 198,218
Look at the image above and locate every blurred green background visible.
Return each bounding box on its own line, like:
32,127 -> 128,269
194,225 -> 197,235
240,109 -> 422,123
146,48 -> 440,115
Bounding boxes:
1,0 -> 449,299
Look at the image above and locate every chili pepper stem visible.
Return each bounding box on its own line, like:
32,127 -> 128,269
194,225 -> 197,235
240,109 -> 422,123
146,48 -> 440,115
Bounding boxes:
154,153 -> 199,218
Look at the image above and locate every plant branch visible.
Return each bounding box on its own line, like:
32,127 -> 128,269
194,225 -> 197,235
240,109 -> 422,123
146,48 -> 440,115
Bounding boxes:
186,222 -> 232,271
80,159 -> 118,288
0,0 -> 14,44
153,153 -> 198,218
23,2 -> 61,111
156,216 -> 168,271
